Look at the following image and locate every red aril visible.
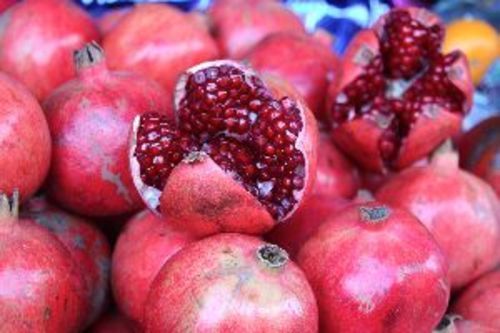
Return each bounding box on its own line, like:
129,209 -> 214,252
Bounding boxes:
0,0 -> 99,100
103,4 -> 219,108
0,193 -> 87,332
435,315 -> 498,333
144,234 -> 318,332
376,149 -> 500,290
21,196 -> 111,328
44,42 -> 170,217
209,0 -> 305,59
298,202 -> 450,332
246,32 -> 340,118
112,211 -> 195,326
0,73 -> 51,202
89,312 -> 138,333
327,7 -> 473,172
130,60 -> 318,237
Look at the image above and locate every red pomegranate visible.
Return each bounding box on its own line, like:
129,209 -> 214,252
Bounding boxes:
103,4 -> 219,108
246,32 -> 340,117
21,196 -> 111,328
89,312 -> 138,333
112,210 -> 195,326
144,233 -> 318,332
452,270 -> 500,330
130,60 -> 318,237
434,315 -> 498,333
266,194 -> 350,258
97,8 -> 131,35
0,0 -> 15,12
376,150 -> 500,290
459,116 -> 500,196
0,192 -> 87,332
209,0 -> 305,59
44,42 -> 170,217
327,7 -> 473,172
0,73 -> 51,202
298,202 -> 450,332
0,0 -> 99,100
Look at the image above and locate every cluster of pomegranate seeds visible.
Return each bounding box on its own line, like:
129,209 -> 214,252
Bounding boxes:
331,8 -> 466,166
135,64 -> 306,220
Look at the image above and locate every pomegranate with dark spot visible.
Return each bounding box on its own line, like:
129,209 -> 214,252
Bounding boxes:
112,211 -> 195,326
144,234 -> 318,332
434,315 -> 498,333
0,0 -> 99,100
376,150 -> 500,290
246,32 -> 340,118
44,42 -> 170,217
459,116 -> 500,196
298,202 -> 450,332
130,60 -> 318,237
452,270 -> 500,330
209,0 -> 305,59
327,7 -> 473,172
0,193 -> 88,332
0,73 -> 51,202
22,196 -> 111,328
103,4 -> 219,108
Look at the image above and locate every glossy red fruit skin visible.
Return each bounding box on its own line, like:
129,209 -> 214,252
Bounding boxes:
22,196 -> 111,328
103,4 -> 219,108
326,8 -> 474,172
459,116 -> 500,196
209,0 -> 305,59
377,151 -> 500,290
89,312 -> 138,333
266,194 -> 350,258
0,201 -> 87,332
0,73 -> 51,202
44,43 -> 170,217
452,270 -> 500,330
112,210 -> 195,326
298,202 -> 450,333
0,0 -> 99,100
144,234 -> 318,332
246,32 -> 340,117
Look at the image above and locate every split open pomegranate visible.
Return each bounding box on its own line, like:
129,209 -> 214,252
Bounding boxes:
130,60 -> 317,236
328,7 -> 473,172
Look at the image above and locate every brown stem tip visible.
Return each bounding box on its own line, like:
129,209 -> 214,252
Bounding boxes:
257,244 -> 289,268
74,41 -> 105,71
0,190 -> 19,219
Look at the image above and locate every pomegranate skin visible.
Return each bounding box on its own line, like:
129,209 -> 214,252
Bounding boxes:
0,73 -> 51,202
452,270 -> 500,330
21,196 -> 111,328
376,151 -> 500,290
266,194 -> 350,258
89,312 -> 138,333
112,210 -> 195,326
434,315 -> 498,333
97,8 -> 131,35
0,0 -> 99,101
297,202 -> 450,333
459,116 -> 500,196
144,234 -> 318,332
44,43 -> 170,217
0,195 -> 88,332
103,4 -> 219,107
0,0 -> 15,12
246,32 -> 340,117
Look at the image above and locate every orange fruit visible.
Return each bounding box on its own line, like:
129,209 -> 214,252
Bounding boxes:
443,19 -> 499,85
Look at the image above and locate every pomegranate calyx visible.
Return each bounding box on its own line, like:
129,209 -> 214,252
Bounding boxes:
257,244 -> 289,268
0,190 -> 19,219
430,140 -> 459,169
74,41 -> 106,71
359,205 -> 390,223
433,314 -> 461,333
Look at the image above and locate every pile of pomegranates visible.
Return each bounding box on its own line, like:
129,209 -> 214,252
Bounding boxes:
0,1 -> 498,332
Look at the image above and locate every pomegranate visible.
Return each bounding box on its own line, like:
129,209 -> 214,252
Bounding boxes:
130,60 -> 318,237
297,202 -> 450,332
97,8 -> 131,35
0,72 -> 51,202
452,270 -> 500,330
0,0 -> 99,100
376,149 -> 500,290
103,4 -> 219,108
144,233 -> 318,332
89,312 -> 138,333
21,196 -> 111,328
0,0 -> 15,12
112,210 -> 195,326
434,315 -> 498,333
0,192 -> 87,332
43,42 -> 170,217
246,32 -> 340,117
209,0 -> 305,59
459,116 -> 500,196
327,7 -> 473,172
266,194 -> 350,258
